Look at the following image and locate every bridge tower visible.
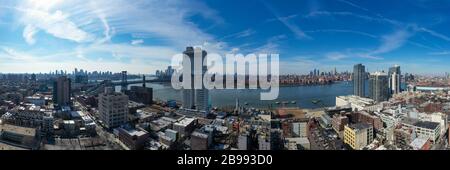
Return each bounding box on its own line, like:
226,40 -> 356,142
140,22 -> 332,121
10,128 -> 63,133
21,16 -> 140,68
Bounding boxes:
142,75 -> 146,87
121,71 -> 127,92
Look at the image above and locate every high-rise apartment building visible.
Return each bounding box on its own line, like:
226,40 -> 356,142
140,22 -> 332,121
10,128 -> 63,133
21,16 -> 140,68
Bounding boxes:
53,76 -> 71,106
353,64 -> 365,97
368,71 -> 390,102
99,87 -> 128,129
388,65 -> 401,95
182,47 -> 209,114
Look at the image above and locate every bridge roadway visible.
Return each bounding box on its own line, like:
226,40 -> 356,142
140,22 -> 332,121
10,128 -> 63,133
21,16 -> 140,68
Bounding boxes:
84,79 -> 169,88
110,79 -> 169,86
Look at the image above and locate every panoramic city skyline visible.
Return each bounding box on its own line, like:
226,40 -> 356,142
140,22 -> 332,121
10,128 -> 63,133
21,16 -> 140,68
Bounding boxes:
3,0 -> 450,155
1,0 -> 450,75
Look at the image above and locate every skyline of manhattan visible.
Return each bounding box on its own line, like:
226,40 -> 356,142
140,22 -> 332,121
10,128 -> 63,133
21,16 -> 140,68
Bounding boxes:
1,0 -> 450,75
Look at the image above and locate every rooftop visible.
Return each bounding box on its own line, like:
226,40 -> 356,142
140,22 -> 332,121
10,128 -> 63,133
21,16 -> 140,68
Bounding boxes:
337,95 -> 375,104
410,137 -> 429,150
175,117 -> 196,126
401,117 -> 440,129
0,124 -> 36,137
348,123 -> 372,130
0,142 -> 28,150
401,117 -> 419,126
371,71 -> 388,76
191,131 -> 208,139
414,121 -> 440,130
121,128 -> 148,137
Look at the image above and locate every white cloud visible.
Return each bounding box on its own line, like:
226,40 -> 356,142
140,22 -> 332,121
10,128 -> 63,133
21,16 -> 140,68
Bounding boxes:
429,51 -> 450,55
230,48 -> 240,53
220,29 -> 255,40
417,27 -> 450,42
131,39 -> 144,45
304,8 -> 450,43
304,11 -> 400,25
84,43 -> 178,62
326,52 -> 348,61
305,29 -> 378,39
252,35 -> 286,54
0,0 -> 234,73
0,45 -> 177,74
279,57 -> 319,74
23,24 -> 38,44
70,0 -> 223,48
336,0 -> 371,13
14,0 -> 226,48
0,47 -> 38,62
371,30 -> 411,54
262,1 -> 310,39
16,0 -> 95,43
266,14 -> 299,23
27,0 -> 62,11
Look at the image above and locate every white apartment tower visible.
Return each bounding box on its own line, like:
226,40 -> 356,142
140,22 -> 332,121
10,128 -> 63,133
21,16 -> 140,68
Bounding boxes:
99,87 -> 129,128
182,47 -> 209,114
389,65 -> 401,95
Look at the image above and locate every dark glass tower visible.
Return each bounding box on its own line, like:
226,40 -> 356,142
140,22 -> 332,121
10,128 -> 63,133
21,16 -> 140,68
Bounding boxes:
369,71 -> 390,102
353,64 -> 366,97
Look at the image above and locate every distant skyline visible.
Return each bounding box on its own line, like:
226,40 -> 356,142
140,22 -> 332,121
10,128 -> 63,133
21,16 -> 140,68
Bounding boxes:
1,0 -> 450,75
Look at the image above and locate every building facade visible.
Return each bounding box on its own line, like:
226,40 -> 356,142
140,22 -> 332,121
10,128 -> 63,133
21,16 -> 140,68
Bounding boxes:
181,47 -> 209,114
388,65 -> 401,95
343,123 -> 373,150
53,76 -> 71,106
126,86 -> 153,105
369,71 -> 389,102
353,64 -> 366,97
98,87 -> 129,129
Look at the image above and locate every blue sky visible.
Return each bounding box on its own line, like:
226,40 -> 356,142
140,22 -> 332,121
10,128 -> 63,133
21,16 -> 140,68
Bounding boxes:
1,0 -> 450,74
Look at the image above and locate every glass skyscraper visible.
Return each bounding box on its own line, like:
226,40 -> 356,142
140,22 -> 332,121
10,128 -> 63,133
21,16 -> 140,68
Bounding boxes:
368,71 -> 390,102
182,47 -> 209,114
388,65 -> 401,95
353,64 -> 366,97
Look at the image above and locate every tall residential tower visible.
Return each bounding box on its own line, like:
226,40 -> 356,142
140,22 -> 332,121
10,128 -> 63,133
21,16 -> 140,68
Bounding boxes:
353,64 -> 366,97
53,76 -> 71,106
182,47 -> 209,115
388,65 -> 401,96
368,71 -> 390,102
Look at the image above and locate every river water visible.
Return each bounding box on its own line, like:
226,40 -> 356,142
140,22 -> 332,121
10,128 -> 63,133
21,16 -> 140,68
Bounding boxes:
116,81 -> 356,109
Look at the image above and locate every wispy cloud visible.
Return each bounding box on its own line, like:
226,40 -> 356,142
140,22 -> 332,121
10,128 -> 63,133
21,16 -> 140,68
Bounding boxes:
219,28 -> 256,40
332,0 -> 450,43
0,0 -> 235,73
429,51 -> 450,55
0,44 -> 179,73
304,11 -> 400,25
131,39 -> 144,45
252,34 -> 286,54
326,52 -> 348,61
415,27 -> 450,42
7,0 -> 227,49
1,47 -> 38,62
23,25 -> 38,45
17,2 -> 95,44
265,14 -> 299,23
336,0 -> 387,19
305,29 -> 378,39
262,1 -> 311,39
280,57 -> 319,74
371,29 -> 412,54
353,29 -> 412,60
